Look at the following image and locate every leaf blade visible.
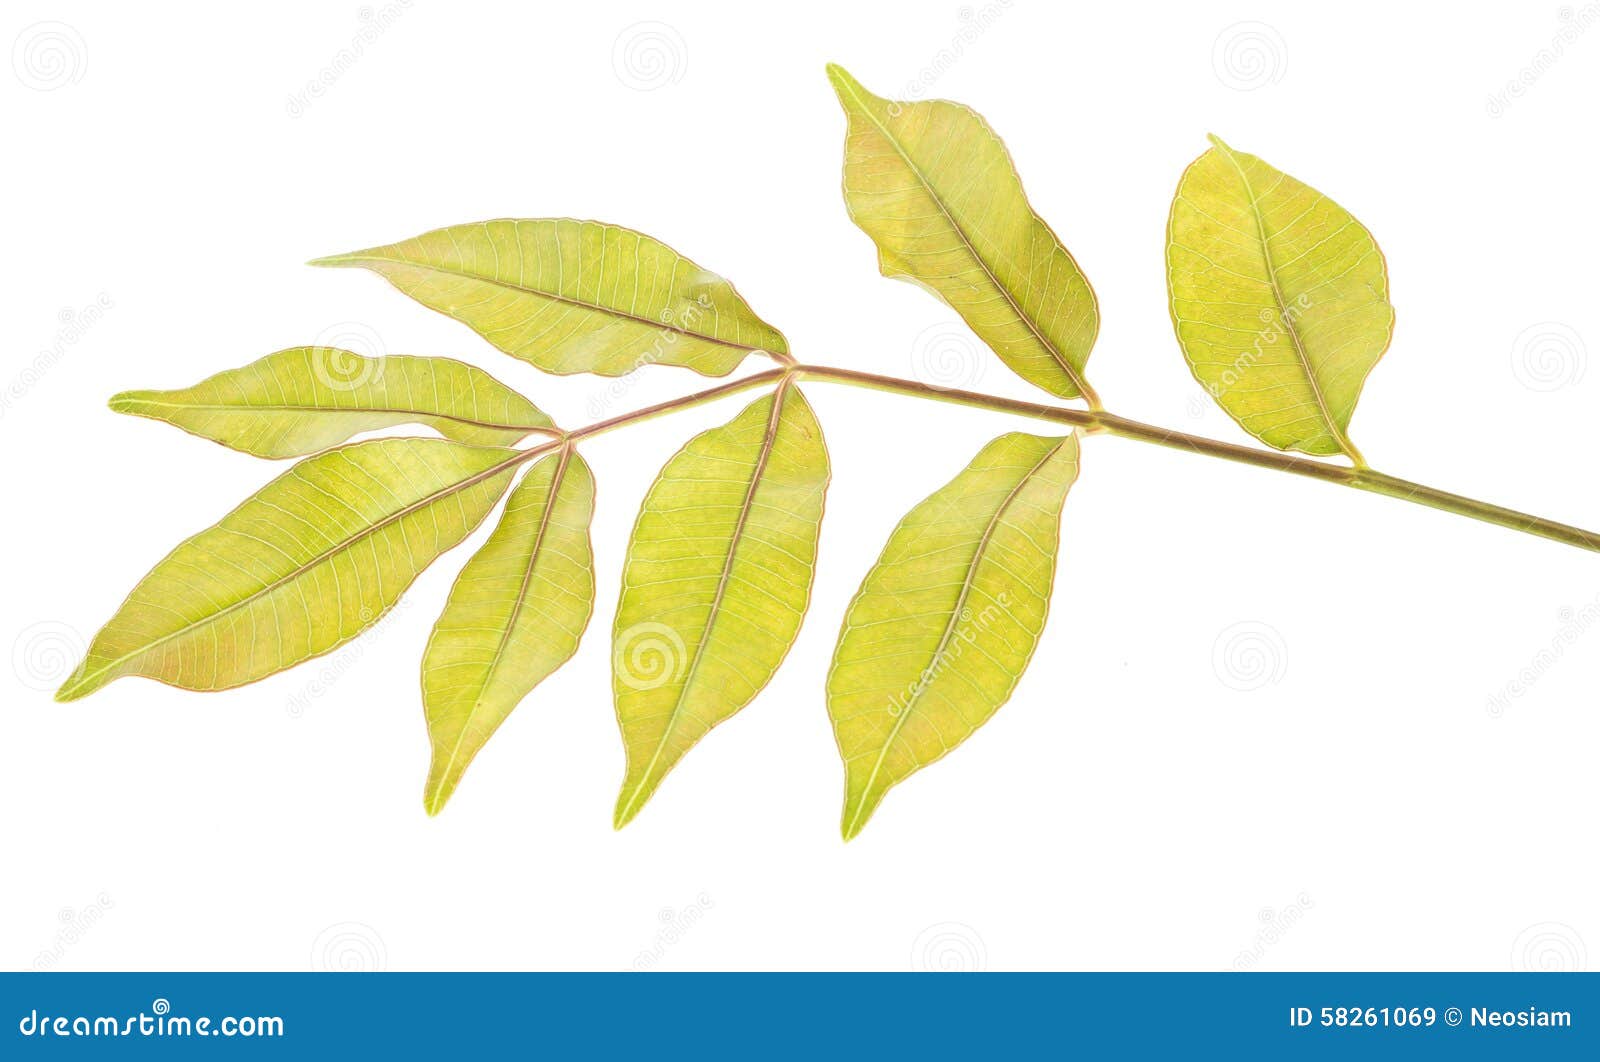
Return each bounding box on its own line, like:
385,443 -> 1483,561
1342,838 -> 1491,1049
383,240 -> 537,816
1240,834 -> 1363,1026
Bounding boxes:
827,65 -> 1099,401
110,348 -> 554,458
612,382 -> 830,827
312,219 -> 788,377
827,432 -> 1080,839
1165,135 -> 1395,459
57,437 -> 521,701
421,444 -> 597,814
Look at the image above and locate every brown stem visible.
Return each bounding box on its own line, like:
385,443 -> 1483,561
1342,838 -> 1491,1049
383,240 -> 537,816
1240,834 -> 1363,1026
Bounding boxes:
791,364 -> 1600,555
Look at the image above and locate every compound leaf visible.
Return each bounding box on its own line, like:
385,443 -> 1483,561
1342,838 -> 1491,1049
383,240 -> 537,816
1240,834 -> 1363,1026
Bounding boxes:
422,444 -> 596,814
110,348 -> 554,458
312,219 -> 788,377
828,432 -> 1080,839
612,382 -> 829,827
827,64 -> 1099,402
1166,135 -> 1394,460
56,437 -> 521,701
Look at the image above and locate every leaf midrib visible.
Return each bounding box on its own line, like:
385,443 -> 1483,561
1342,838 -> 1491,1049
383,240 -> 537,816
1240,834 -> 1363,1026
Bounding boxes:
428,444 -> 573,811
118,396 -> 550,435
1214,143 -> 1359,461
615,382 -> 791,822
322,252 -> 773,357
64,443 -> 523,696
844,438 -> 1064,838
835,78 -> 1093,400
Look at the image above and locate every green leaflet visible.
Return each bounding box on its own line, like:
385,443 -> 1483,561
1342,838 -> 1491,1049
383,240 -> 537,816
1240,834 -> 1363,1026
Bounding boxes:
56,438 -> 519,701
311,219 -> 788,377
828,432 -> 1080,839
422,445 -> 597,814
1166,135 -> 1394,460
612,382 -> 830,827
110,348 -> 554,458
827,65 -> 1099,402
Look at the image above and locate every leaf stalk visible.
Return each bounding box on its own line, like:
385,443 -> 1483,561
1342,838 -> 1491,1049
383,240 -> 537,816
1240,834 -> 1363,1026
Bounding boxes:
788,364 -> 1600,555
510,361 -> 1600,556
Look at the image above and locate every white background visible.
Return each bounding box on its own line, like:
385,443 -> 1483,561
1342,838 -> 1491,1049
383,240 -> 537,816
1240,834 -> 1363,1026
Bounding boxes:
3,0 -> 1596,973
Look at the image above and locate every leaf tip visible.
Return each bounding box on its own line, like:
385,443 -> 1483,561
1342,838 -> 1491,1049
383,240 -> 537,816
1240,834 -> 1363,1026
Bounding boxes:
1206,132 -> 1234,153
612,791 -> 642,831
306,253 -> 358,269
825,63 -> 868,102
840,800 -> 873,842
53,672 -> 92,703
